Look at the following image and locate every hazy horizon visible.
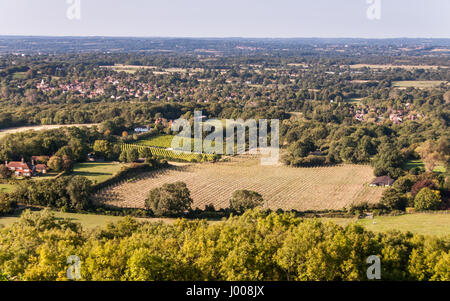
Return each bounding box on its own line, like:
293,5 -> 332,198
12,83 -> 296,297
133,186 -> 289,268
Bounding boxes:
0,0 -> 449,39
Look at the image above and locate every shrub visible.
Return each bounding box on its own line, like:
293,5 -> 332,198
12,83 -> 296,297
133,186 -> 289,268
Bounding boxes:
380,188 -> 407,211
414,188 -> 442,211
0,194 -> 16,215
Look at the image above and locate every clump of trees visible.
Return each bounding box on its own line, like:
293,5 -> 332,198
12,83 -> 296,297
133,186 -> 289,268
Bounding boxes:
229,190 -> 264,214
378,172 -> 446,211
145,182 -> 193,217
11,176 -> 92,211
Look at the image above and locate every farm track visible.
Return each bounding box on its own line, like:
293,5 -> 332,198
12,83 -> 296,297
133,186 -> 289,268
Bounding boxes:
93,156 -> 384,211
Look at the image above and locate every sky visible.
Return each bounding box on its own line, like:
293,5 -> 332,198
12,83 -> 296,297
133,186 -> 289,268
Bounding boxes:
0,0 -> 449,38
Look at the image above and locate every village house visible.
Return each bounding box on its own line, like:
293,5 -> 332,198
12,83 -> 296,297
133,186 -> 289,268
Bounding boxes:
5,159 -> 32,177
34,164 -> 48,174
5,157 -> 48,177
134,125 -> 150,133
369,176 -> 395,187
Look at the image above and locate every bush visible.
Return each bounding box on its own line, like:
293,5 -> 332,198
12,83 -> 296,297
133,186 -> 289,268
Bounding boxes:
0,194 -> 16,215
380,188 -> 407,211
145,182 -> 193,217
411,179 -> 436,197
229,190 -> 264,214
414,188 -> 442,211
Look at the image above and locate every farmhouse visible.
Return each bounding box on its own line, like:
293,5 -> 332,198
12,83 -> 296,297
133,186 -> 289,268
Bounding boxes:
5,160 -> 32,177
369,176 -> 395,187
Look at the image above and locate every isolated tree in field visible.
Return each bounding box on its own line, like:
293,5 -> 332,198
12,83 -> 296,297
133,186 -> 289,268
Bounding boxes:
414,188 -> 441,211
145,182 -> 193,217
229,190 -> 264,214
47,156 -> 63,172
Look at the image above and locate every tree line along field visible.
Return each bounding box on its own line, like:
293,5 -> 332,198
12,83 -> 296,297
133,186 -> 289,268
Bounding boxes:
93,156 -> 384,211
120,142 -> 215,162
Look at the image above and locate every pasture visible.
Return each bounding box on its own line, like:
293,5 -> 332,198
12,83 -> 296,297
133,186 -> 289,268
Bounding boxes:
328,213 -> 450,237
73,162 -> 124,184
0,183 -> 15,194
392,80 -> 447,89
0,211 -> 175,229
93,157 -> 384,211
404,159 -> 447,173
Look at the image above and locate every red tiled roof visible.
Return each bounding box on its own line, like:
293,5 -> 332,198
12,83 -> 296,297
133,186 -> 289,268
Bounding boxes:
35,164 -> 47,170
7,162 -> 31,170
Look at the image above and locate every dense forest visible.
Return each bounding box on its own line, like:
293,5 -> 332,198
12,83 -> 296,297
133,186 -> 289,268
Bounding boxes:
0,209 -> 448,281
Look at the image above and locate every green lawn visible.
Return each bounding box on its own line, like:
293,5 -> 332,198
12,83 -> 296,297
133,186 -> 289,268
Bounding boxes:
72,162 -> 124,184
0,211 -> 175,229
0,184 -> 16,194
326,213 -> 450,237
404,159 -> 446,173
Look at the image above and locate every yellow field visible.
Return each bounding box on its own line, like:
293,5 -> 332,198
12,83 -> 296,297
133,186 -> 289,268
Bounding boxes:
93,157 -> 383,211
348,64 -> 448,70
392,80 -> 447,89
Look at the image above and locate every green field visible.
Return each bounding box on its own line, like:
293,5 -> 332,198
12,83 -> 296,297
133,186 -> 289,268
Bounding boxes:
72,162 -> 124,184
392,80 -> 447,88
327,213 -> 450,237
1,210 -> 447,236
0,184 -> 16,193
404,159 -> 447,173
137,134 -> 176,148
0,211 -> 175,229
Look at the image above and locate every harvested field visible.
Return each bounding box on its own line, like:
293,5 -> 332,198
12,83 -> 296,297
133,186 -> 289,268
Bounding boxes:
0,123 -> 99,137
93,157 -> 384,211
392,80 -> 447,89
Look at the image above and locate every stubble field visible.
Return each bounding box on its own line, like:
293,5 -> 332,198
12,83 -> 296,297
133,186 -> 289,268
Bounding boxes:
93,157 -> 384,211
